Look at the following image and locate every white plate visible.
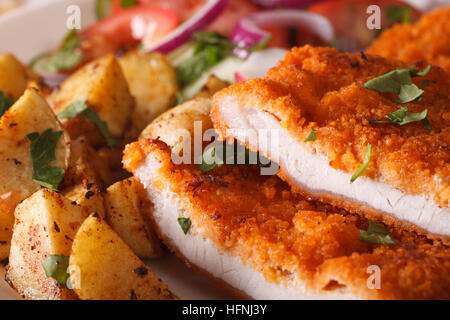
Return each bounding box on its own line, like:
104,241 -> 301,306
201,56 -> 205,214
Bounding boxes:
0,0 -> 233,300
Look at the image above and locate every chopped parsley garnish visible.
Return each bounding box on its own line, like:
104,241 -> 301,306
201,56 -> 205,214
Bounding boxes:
95,0 -> 113,19
304,128 -> 316,142
368,106 -> 431,130
199,146 -> 225,173
359,221 -> 396,245
386,6 -> 412,24
32,29 -> 83,73
0,91 -> 14,117
57,100 -> 119,147
42,255 -> 70,286
27,129 -> 65,190
177,217 -> 191,235
198,144 -> 270,173
364,65 -> 430,103
120,0 -> 137,8
176,31 -> 269,86
350,143 -> 372,183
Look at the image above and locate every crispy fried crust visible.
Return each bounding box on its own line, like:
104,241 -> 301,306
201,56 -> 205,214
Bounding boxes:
367,7 -> 450,72
211,46 -> 449,208
124,139 -> 450,299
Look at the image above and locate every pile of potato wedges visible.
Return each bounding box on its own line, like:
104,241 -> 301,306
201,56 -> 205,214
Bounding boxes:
0,49 -> 201,300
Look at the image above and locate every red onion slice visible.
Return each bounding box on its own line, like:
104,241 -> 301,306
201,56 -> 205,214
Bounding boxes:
143,0 -> 228,53
230,9 -> 334,58
253,0 -> 326,7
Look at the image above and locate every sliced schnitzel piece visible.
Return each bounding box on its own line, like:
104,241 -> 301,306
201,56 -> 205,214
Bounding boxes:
123,99 -> 450,300
367,7 -> 450,72
211,46 -> 450,243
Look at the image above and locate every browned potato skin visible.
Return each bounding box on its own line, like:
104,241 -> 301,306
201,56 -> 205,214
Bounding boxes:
0,191 -> 21,260
140,97 -> 212,157
194,75 -> 230,99
105,177 -> 162,259
119,50 -> 178,138
49,54 -> 134,147
62,183 -> 106,219
0,89 -> 70,260
0,53 -> 28,100
6,189 -> 88,300
69,213 -> 176,300
63,137 -> 113,188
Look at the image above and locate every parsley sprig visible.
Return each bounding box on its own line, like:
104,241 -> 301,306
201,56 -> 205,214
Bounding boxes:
177,217 -> 191,235
198,143 -> 270,173
364,65 -> 430,103
386,5 -> 412,24
0,91 -> 14,118
42,255 -> 70,286
304,128 -> 316,142
31,29 -> 84,73
359,221 -> 396,245
27,129 -> 65,190
350,143 -> 372,183
57,100 -> 119,147
176,31 -> 270,86
368,106 -> 431,130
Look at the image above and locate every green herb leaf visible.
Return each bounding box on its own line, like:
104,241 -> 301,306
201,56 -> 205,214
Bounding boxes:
359,231 -> 397,245
386,5 -> 412,24
176,33 -> 230,86
176,31 -> 269,86
42,255 -> 70,286
304,128 -> 316,142
350,143 -> 372,183
120,0 -> 137,8
198,144 -> 267,173
175,91 -> 186,105
359,221 -> 396,245
412,64 -> 431,77
177,217 -> 191,235
0,91 -> 14,117
95,0 -> 113,19
368,106 -> 431,129
364,65 -> 430,103
396,83 -> 424,103
367,221 -> 390,235
32,29 -> 83,73
27,129 -> 65,190
57,100 -> 119,147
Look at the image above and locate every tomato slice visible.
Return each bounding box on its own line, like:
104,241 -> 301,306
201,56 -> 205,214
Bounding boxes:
309,0 -> 420,51
82,5 -> 180,59
111,0 -> 204,21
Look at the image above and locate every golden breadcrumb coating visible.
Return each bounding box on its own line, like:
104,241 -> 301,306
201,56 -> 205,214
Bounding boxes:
211,46 -> 449,208
124,139 -> 450,299
367,7 -> 450,72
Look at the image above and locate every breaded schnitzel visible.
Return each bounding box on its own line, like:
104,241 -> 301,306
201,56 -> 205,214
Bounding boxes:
124,99 -> 450,299
367,7 -> 450,72
211,46 -> 450,243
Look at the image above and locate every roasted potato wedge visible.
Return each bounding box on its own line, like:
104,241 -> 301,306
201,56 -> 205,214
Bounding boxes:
194,75 -> 230,99
0,89 -> 70,259
63,183 -> 106,219
6,189 -> 88,300
105,177 -> 162,259
69,213 -> 176,300
119,50 -> 177,138
64,137 -> 113,188
49,54 -> 134,146
0,53 -> 28,100
140,97 -> 212,155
